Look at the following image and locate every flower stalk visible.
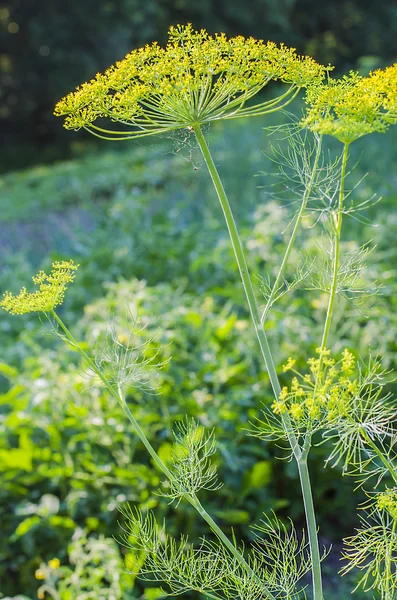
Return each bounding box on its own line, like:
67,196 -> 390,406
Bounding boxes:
261,133 -> 323,323
320,142 -> 349,354
359,426 -> 397,485
193,124 -> 326,598
50,310 -> 276,600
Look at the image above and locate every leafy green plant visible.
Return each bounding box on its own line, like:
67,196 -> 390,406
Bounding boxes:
2,24 -> 397,600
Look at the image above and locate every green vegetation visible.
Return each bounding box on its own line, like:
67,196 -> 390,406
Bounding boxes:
1,110 -> 397,597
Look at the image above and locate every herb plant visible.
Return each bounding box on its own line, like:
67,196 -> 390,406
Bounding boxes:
2,24 -> 397,600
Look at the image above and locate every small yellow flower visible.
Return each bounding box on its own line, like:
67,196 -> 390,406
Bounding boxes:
289,403 -> 304,420
377,488 -> 397,519
315,347 -> 331,356
328,367 -> 339,380
341,349 -> 355,374
279,386 -> 288,401
305,397 -> 321,420
307,357 -> 320,374
327,408 -> 338,422
48,557 -> 60,569
282,357 -> 296,372
38,592 -> 45,600
35,569 -> 46,580
0,260 -> 79,315
347,380 -> 359,395
323,357 -> 335,367
288,377 -> 304,398
271,399 -> 287,415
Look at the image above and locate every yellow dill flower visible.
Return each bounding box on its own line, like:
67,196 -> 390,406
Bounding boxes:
347,380 -> 358,395
291,376 -> 305,398
38,592 -> 45,600
305,397 -> 321,420
271,399 -> 287,415
282,357 -> 296,372
48,557 -> 60,569
279,386 -> 289,401
0,261 -> 79,315
289,403 -> 304,420
54,24 -> 327,138
327,408 -> 338,422
35,568 -> 46,580
302,65 -> 397,143
341,349 -> 355,374
328,367 -> 339,380
323,357 -> 335,367
315,347 -> 331,356
376,488 -> 397,519
307,357 -> 320,375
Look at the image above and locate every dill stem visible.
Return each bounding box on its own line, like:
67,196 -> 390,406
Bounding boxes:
298,458 -> 324,600
194,124 -> 326,598
50,310 -> 276,599
385,519 -> 397,599
359,426 -> 397,485
193,124 -> 301,459
320,142 -> 349,353
261,134 -> 323,323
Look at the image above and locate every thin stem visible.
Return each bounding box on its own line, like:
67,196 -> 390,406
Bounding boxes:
359,427 -> 397,485
193,125 -> 329,598
193,124 -> 301,460
385,519 -> 397,599
50,310 -> 276,599
37,585 -> 61,600
320,142 -> 349,353
298,459 -> 324,600
261,134 -> 323,323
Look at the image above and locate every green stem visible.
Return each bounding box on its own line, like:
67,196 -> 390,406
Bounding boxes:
385,519 -> 397,599
38,585 -> 61,600
50,310 -> 276,599
193,124 -> 301,460
298,459 -> 324,600
261,134 -> 323,323
320,142 -> 349,353
194,125 -> 326,598
359,427 -> 397,485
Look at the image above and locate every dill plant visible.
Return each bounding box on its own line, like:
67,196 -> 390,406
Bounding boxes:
2,24 -> 397,600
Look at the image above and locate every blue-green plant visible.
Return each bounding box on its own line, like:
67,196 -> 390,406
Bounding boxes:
2,24 -> 397,600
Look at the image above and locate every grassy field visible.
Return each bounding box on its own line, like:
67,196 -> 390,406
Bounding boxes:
1,115 -> 397,598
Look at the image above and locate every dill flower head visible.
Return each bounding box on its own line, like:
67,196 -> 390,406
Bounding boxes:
377,488 -> 397,520
302,64 -> 397,143
54,24 -> 328,138
0,260 -> 79,315
271,348 -> 357,427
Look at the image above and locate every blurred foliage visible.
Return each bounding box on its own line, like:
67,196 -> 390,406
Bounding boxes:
1,0 -> 397,171
0,117 -> 397,598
